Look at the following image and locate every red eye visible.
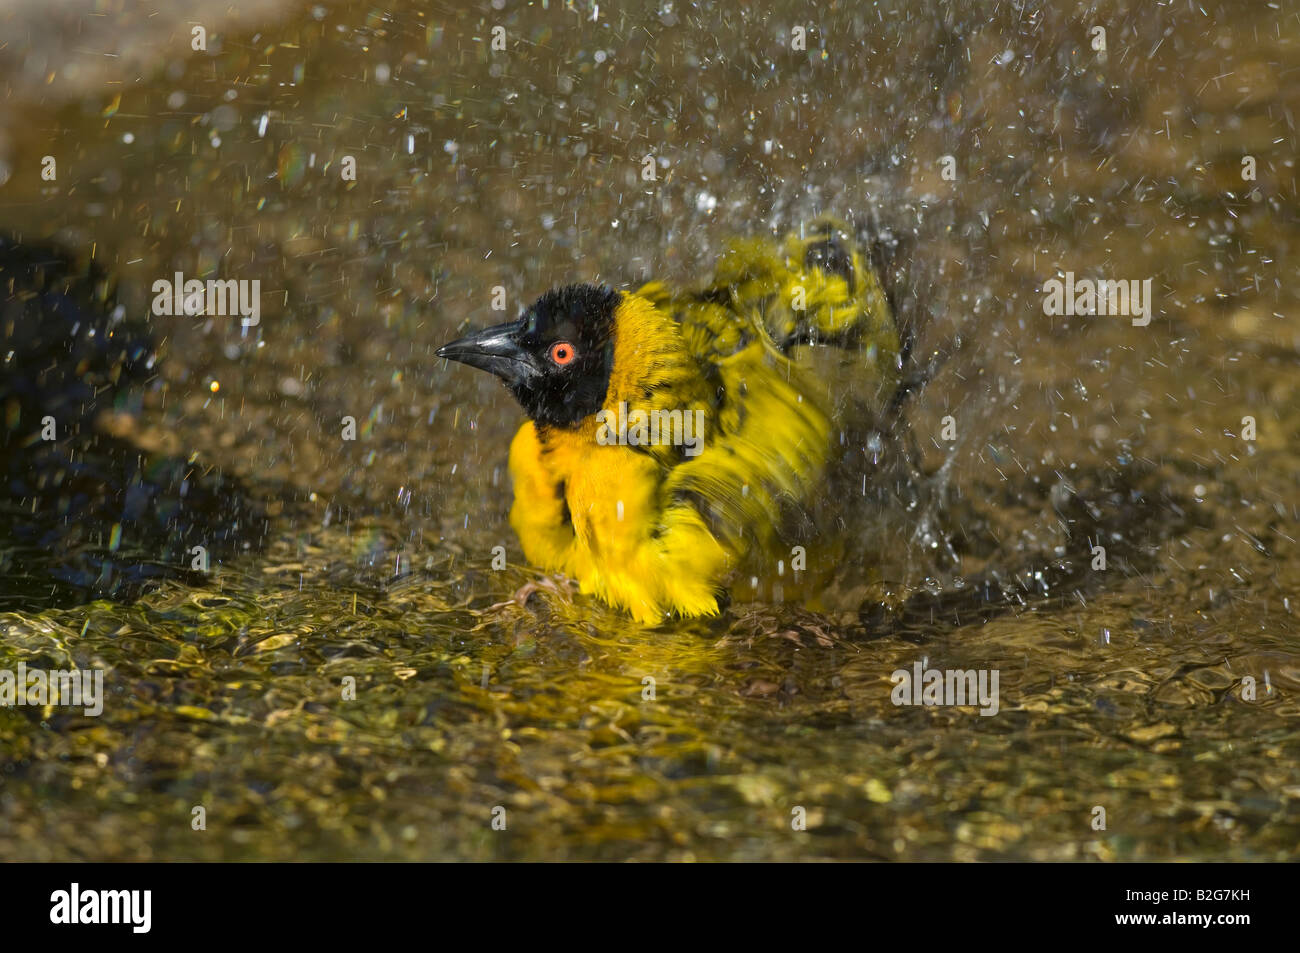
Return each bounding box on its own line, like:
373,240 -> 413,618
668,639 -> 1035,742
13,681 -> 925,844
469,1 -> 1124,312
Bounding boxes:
549,342 -> 576,366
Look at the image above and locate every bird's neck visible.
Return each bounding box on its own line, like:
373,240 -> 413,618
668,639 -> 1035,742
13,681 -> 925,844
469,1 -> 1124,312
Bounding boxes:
604,292 -> 706,414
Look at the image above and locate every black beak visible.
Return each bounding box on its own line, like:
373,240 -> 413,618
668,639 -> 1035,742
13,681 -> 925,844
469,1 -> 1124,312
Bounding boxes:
437,320 -> 543,387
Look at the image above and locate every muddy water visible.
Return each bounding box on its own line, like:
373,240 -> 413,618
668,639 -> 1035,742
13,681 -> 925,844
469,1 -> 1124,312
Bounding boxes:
0,0 -> 1297,860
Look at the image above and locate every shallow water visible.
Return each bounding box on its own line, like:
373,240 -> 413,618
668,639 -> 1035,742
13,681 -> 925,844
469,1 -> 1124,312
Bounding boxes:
0,0 -> 1297,860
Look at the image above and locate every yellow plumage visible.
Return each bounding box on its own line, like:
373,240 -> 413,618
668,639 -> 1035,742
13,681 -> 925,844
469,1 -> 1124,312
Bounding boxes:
475,219 -> 901,623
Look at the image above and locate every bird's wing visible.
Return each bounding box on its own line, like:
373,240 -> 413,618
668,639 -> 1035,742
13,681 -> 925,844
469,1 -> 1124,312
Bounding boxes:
631,218 -> 904,577
655,339 -> 833,575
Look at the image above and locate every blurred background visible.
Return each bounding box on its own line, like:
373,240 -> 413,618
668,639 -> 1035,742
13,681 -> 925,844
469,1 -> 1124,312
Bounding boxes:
0,0 -> 1297,860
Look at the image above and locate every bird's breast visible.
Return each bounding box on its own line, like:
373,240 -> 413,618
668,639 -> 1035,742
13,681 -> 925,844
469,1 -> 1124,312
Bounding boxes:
538,424 -> 665,558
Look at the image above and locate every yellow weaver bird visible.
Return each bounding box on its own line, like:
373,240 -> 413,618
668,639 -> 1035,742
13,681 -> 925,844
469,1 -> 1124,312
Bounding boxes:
439,219 -> 903,624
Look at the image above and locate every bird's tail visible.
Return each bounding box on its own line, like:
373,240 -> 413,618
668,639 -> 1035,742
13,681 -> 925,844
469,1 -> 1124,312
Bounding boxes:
635,215 -> 911,408
692,216 -> 900,385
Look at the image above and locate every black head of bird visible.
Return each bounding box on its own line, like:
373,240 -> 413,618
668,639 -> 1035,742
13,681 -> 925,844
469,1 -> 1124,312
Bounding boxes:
437,284 -> 622,430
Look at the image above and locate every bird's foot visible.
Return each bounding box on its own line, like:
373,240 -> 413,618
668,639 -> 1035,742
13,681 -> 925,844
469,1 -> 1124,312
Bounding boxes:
487,573 -> 576,612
